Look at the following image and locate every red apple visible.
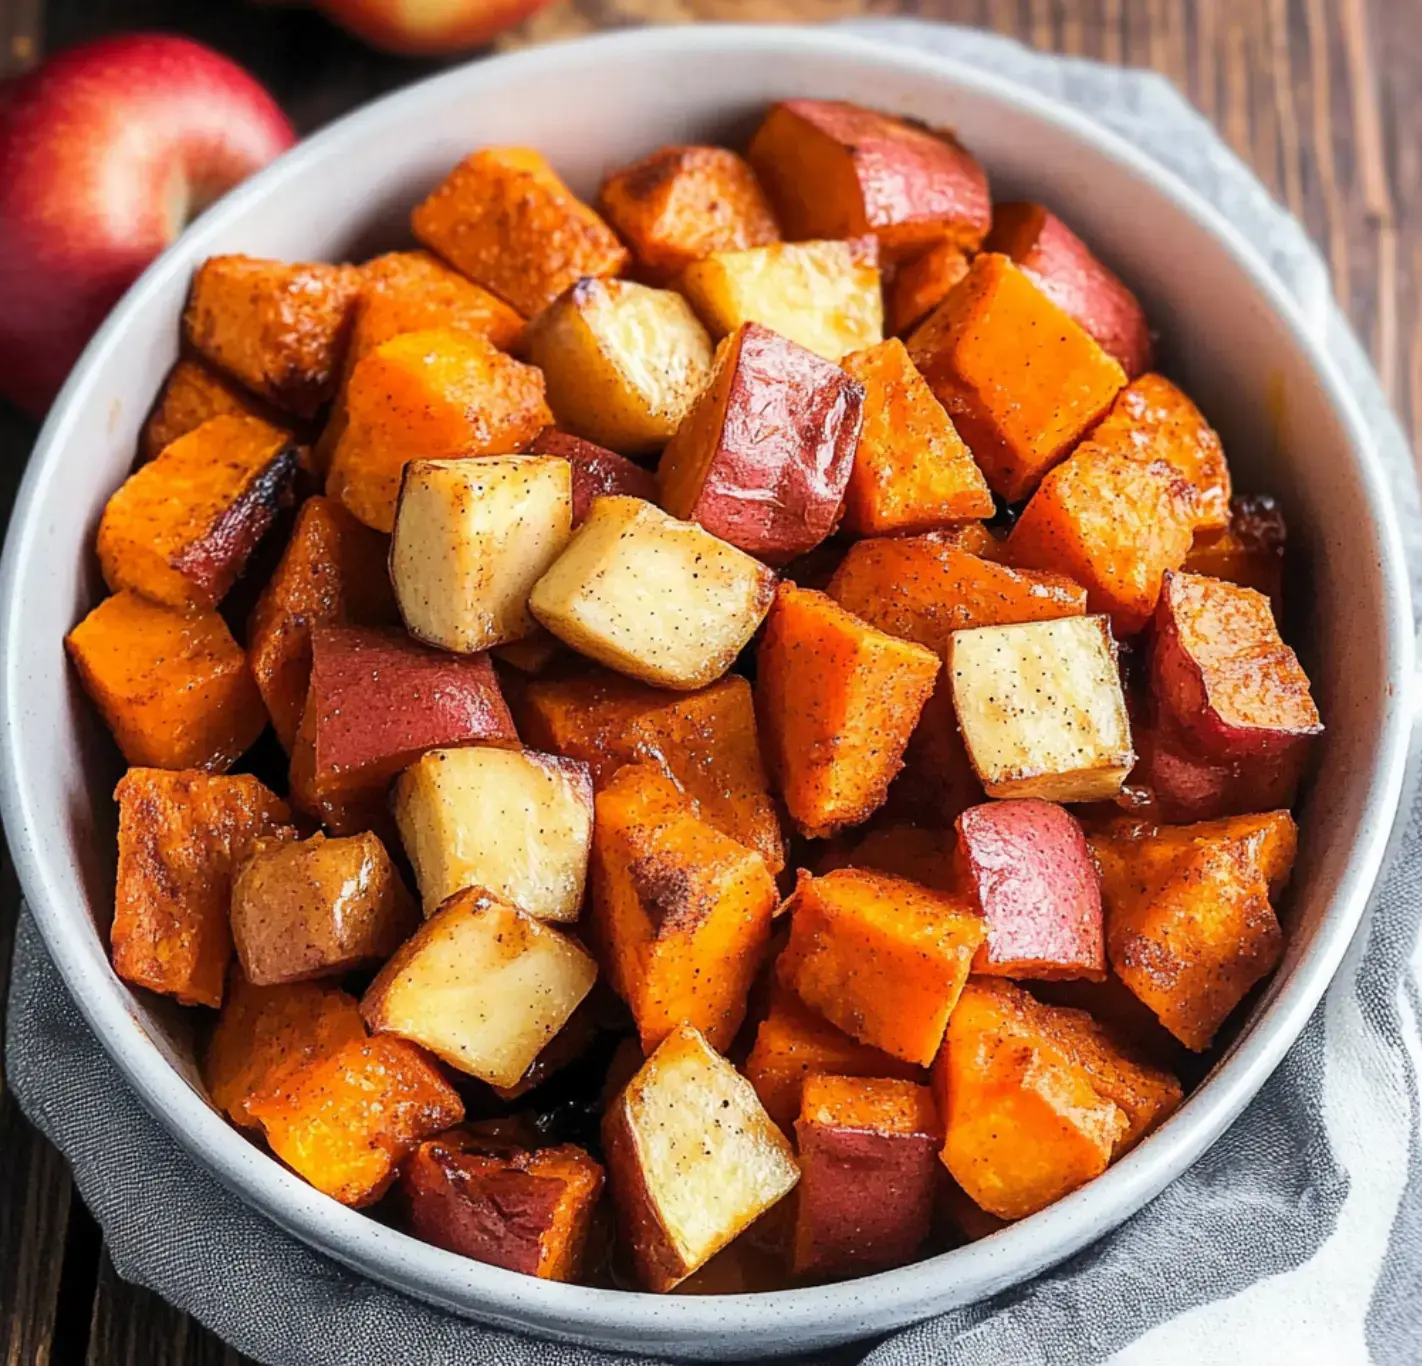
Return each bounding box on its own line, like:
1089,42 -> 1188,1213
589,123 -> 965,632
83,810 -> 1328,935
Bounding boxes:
313,0 -> 557,55
0,35 -> 294,417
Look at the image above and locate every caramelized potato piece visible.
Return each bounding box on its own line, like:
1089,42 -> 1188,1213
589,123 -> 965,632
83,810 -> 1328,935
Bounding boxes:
363,886 -> 598,1088
139,357 -> 284,464
757,584 -> 940,838
602,1024 -> 799,1292
658,322 -> 864,563
528,496 -> 776,691
907,254 -> 1126,501
183,255 -> 362,416
778,868 -> 984,1065
679,239 -> 882,363
748,100 -> 990,257
522,278 -> 714,456
887,240 -> 970,336
66,592 -> 266,772
528,429 -> 657,524
412,147 -> 629,317
590,764 -> 776,1052
111,768 -> 290,1007
598,145 -> 780,282
1182,494 -> 1286,617
97,415 -> 298,611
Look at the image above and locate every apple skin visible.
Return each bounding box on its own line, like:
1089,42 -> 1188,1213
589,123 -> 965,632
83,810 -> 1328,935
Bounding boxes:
0,35 -> 294,417
314,0 -> 557,56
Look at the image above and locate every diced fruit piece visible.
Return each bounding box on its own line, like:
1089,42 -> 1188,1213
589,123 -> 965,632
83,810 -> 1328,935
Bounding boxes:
528,429 -> 657,524
528,495 -> 776,691
111,768 -> 290,1007
522,278 -> 714,456
1182,494 -> 1286,617
325,328 -> 551,532
203,976 -> 366,1128
743,985 -> 923,1130
1151,571 -> 1321,760
598,144 -> 781,282
590,764 -> 776,1051
1088,374 -> 1230,531
602,1024 -> 799,1292
394,746 -> 593,921
362,886 -> 598,1088
985,202 -> 1153,379
230,832 -> 418,986
887,240 -> 970,336
947,616 -> 1134,803
402,1134 -> 604,1281
247,495 -> 397,751
97,415 -> 298,611
658,322 -> 864,563
390,456 -> 572,653
678,239 -> 882,363
748,100 -> 990,257
907,253 -> 1126,501
1006,444 -> 1198,636
66,592 -> 266,772
517,671 -> 783,871
778,868 -> 984,1065
792,1074 -> 942,1278
757,584 -> 940,838
183,254 -> 362,416
246,1033 -> 464,1206
954,800 -> 1105,980
139,357 -> 283,464
412,147 -> 629,317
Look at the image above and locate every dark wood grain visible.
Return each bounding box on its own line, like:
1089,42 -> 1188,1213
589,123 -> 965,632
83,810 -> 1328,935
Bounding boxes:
1,1 -> 1416,1362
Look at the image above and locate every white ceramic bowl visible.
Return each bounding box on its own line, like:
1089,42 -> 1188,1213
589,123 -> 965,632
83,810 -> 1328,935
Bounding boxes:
0,24 -> 1414,1360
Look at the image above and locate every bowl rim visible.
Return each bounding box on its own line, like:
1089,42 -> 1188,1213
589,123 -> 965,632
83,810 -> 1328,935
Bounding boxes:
2,21 -> 1414,1350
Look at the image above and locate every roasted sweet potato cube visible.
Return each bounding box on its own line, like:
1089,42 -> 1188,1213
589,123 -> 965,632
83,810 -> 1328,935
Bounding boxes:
815,824 -> 956,893
403,1136 -> 604,1281
748,100 -> 990,258
985,202 -> 1153,379
139,357 -> 285,464
183,255 -> 362,416
1006,444 -> 1197,636
934,979 -> 1127,1220
111,769 -> 290,1007
598,144 -> 781,282
756,585 -> 940,839
907,254 -> 1126,501
778,868 -> 984,1065
887,240 -> 970,337
528,429 -> 657,524
412,147 -> 629,317
678,240 -> 882,363
827,536 -> 1087,655
590,764 -> 776,1052
97,415 -> 298,611
955,800 -> 1105,980
66,592 -> 266,772
792,1074 -> 942,1278
203,976 -> 366,1128
839,338 -> 993,535
325,328 -> 551,532
1032,970 -> 1185,1072
602,1024 -> 799,1292
1182,494 -> 1286,617
658,323 -> 864,563
1151,571 -> 1321,760
883,675 -> 985,828
743,985 -> 924,1130
518,671 -> 784,872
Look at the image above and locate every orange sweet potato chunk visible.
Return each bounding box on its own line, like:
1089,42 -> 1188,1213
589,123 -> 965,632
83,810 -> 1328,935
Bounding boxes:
814,823 -> 957,893
246,1033 -> 464,1207
597,145 -> 781,282
756,585 -> 940,839
66,592 -> 267,772
183,255 -> 363,417
882,674 -> 986,828
139,357 -> 284,464
907,253 -> 1126,502
839,338 -> 993,534
589,764 -> 776,1052
412,147 -> 629,317
97,415 -> 299,611
111,768 -> 290,1008
778,868 -> 984,1065
325,328 -> 551,532
1182,495 -> 1286,618
1006,444 -> 1197,635
887,240 -> 970,337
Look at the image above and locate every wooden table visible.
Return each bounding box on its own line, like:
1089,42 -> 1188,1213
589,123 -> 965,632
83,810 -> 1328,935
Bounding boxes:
0,1 -> 1416,1360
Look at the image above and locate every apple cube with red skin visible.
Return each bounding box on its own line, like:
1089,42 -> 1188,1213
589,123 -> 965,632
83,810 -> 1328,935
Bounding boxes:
955,800 -> 1105,981
529,428 -> 656,524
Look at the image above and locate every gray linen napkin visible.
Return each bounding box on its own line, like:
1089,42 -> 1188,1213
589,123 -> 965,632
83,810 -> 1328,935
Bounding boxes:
7,20 -> 1422,1366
